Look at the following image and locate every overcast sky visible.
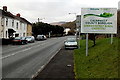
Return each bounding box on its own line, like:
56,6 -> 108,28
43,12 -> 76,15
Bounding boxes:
0,0 -> 119,23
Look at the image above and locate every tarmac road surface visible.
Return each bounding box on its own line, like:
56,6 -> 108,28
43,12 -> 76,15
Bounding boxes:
2,36 -> 73,78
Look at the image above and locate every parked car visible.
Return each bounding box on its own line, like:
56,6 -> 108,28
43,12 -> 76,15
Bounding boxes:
36,35 -> 47,40
64,38 -> 78,49
12,37 -> 28,45
25,36 -> 35,43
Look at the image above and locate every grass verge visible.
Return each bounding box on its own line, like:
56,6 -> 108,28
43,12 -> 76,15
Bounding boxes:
74,37 -> 119,79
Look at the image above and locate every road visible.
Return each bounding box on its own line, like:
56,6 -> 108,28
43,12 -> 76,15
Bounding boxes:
2,36 -> 71,78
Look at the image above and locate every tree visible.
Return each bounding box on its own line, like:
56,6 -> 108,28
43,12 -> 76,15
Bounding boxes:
32,22 -> 64,37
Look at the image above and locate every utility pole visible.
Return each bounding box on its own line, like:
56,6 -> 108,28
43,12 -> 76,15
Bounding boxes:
38,18 -> 40,22
38,18 -> 45,22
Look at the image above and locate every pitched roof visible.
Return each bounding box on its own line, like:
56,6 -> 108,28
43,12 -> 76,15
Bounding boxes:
2,10 -> 15,18
2,9 -> 31,25
20,17 -> 32,25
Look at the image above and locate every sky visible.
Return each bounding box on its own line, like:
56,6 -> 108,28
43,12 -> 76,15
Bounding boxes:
0,0 -> 120,23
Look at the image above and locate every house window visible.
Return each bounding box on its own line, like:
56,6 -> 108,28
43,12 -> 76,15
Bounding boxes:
23,33 -> 25,37
6,18 -> 8,26
16,22 -> 18,29
12,20 -> 14,27
27,33 -> 29,36
1,17 -> 3,26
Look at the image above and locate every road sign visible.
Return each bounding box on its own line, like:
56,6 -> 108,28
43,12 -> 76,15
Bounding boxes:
81,8 -> 117,34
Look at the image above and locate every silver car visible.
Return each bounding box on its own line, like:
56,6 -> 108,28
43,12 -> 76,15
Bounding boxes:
25,36 -> 35,43
36,35 -> 47,41
64,38 -> 78,49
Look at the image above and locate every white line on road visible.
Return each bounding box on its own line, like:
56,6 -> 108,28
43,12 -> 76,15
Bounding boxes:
1,41 -> 51,59
31,48 -> 61,78
2,37 -> 59,54
1,45 -> 41,59
31,65 -> 45,78
2,41 -> 45,54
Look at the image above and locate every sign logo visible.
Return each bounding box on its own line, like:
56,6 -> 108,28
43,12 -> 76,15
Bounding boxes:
84,12 -> 114,18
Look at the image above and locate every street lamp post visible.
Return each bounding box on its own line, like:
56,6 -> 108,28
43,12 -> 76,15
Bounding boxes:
38,18 -> 45,22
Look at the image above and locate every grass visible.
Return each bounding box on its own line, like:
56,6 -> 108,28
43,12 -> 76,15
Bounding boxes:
74,37 -> 119,79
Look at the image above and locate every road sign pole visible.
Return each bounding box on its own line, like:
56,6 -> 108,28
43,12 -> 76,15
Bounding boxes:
86,33 -> 88,56
111,34 -> 113,44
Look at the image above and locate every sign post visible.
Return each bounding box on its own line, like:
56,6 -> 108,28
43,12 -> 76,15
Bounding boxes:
86,33 -> 88,56
76,15 -> 81,49
78,31 -> 80,49
81,8 -> 117,56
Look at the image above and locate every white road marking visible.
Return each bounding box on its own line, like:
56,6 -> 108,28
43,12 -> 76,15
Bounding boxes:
31,48 -> 61,78
1,40 -> 54,59
31,65 -> 45,78
2,41 -> 45,53
1,44 -> 46,59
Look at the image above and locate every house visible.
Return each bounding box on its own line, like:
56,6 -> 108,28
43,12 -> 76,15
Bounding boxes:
0,9 -> 3,38
27,24 -> 32,36
0,6 -> 32,39
14,14 -> 27,37
20,17 -> 32,36
64,28 -> 70,35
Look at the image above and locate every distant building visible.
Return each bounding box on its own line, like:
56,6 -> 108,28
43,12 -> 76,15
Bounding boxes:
118,1 -> 120,9
0,6 -> 32,39
64,28 -> 70,35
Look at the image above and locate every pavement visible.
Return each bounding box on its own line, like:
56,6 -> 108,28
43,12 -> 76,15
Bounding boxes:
33,47 -> 75,80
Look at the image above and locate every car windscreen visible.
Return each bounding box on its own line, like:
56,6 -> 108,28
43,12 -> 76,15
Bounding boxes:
38,35 -> 44,38
67,39 -> 76,42
26,37 -> 31,39
67,38 -> 76,41
14,37 -> 22,40
21,37 -> 26,40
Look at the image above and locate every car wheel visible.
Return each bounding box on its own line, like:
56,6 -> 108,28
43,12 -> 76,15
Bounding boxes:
25,41 -> 28,44
21,42 -> 24,45
33,40 -> 35,43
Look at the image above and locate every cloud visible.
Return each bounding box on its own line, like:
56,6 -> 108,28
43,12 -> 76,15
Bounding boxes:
0,0 -> 119,23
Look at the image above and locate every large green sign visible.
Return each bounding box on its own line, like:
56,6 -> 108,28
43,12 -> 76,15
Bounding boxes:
81,8 -> 117,34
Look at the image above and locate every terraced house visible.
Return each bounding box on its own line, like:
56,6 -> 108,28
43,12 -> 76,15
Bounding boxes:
0,9 -> 2,38
0,6 -> 32,39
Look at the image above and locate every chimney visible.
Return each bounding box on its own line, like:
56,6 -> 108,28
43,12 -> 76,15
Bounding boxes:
3,6 -> 7,11
16,13 -> 21,17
